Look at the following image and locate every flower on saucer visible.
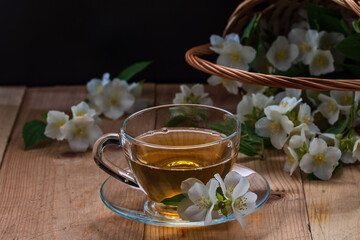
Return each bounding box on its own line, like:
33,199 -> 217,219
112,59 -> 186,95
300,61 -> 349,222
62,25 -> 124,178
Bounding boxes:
60,116 -> 103,152
288,29 -> 321,64
317,94 -> 340,124
44,111 -> 70,140
214,171 -> 256,230
210,33 -> 240,54
297,103 -> 320,133
236,93 -> 274,122
207,76 -> 242,95
93,79 -> 135,120
173,84 -> 213,105
177,178 -> 219,224
299,138 -> 341,180
308,50 -> 334,76
266,36 -> 299,71
255,109 -> 294,149
216,42 -> 256,71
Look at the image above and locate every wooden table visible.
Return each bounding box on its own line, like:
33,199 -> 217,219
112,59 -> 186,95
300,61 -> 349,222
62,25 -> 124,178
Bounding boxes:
0,84 -> 359,240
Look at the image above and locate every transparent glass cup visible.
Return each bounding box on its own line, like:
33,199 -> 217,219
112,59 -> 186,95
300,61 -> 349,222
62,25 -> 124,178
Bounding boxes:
93,104 -> 241,219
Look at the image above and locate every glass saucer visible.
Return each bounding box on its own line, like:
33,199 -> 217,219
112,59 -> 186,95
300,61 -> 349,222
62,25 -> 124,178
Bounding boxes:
100,164 -> 270,227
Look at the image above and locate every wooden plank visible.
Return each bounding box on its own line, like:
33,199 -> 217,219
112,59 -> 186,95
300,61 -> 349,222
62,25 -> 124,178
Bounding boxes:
0,84 -> 155,239
0,86 -> 26,167
303,166 -> 360,239
143,84 -> 311,240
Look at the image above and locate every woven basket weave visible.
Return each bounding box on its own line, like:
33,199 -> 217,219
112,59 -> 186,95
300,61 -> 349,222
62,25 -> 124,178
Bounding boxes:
185,0 -> 360,91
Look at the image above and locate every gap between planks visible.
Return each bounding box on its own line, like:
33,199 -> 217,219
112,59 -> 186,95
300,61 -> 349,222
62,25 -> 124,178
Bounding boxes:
0,86 -> 26,167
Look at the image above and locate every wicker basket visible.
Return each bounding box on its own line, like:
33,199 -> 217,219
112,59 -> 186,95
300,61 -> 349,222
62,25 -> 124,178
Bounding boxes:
185,0 -> 360,91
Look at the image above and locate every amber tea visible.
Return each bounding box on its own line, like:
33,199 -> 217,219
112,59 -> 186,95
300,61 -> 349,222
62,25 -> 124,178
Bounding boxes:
125,127 -> 237,202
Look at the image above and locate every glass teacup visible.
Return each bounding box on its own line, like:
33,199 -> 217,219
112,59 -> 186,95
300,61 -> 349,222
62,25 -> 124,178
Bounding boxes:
93,104 -> 241,219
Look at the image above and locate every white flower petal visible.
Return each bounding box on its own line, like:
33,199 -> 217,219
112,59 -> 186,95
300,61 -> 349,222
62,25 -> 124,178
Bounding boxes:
324,147 -> 341,165
206,178 -> 219,203
184,205 -> 208,222
207,75 -> 221,86
103,106 -> 125,120
255,117 -> 272,137
271,131 -> 288,149
187,182 -> 208,205
87,79 -> 103,94
309,138 -> 327,155
177,198 -> 194,220
309,50 -> 335,76
341,152 -> 357,164
67,136 -> 90,152
87,124 -> 103,147
224,171 -> 242,190
313,163 -> 335,180
181,178 -> 204,194
231,176 -> 250,199
299,153 -> 315,173
214,174 -> 227,197
232,207 -> 246,230
280,115 -> 294,134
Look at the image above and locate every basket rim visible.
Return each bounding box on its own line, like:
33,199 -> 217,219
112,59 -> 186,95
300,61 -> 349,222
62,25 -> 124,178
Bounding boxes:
185,43 -> 360,91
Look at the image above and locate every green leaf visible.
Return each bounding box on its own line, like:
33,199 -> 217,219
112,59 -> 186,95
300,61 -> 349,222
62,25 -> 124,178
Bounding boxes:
336,33 -> 360,62
165,115 -> 188,127
307,2 -> 350,35
41,112 -> 48,121
221,207 -> 228,217
84,98 -> 90,104
239,138 -> 259,156
242,121 -> 263,142
209,118 -> 236,136
353,18 -> 360,33
242,14 -> 261,45
118,61 -> 152,81
22,120 -> 47,150
138,79 -> 146,85
160,194 -> 186,206
325,117 -> 349,134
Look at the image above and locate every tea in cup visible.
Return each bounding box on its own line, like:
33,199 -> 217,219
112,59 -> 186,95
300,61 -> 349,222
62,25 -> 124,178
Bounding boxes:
93,104 -> 241,219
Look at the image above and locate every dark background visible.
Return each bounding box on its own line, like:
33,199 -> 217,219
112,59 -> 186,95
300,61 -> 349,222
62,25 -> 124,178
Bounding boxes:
0,0 -> 240,86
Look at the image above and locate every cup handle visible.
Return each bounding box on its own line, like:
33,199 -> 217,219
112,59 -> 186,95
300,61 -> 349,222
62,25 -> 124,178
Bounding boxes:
93,133 -> 139,188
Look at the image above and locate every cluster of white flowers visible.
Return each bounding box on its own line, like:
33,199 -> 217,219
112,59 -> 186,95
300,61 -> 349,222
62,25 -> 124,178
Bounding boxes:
266,28 -> 344,76
44,102 -> 103,152
177,171 -> 257,229
235,88 -> 360,180
87,73 -> 146,120
207,34 -> 258,95
172,84 -> 213,105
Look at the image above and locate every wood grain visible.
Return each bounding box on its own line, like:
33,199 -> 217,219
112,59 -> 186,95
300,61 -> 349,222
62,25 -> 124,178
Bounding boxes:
0,84 -> 155,240
0,86 -> 26,166
143,84 -> 311,240
303,166 -> 360,240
